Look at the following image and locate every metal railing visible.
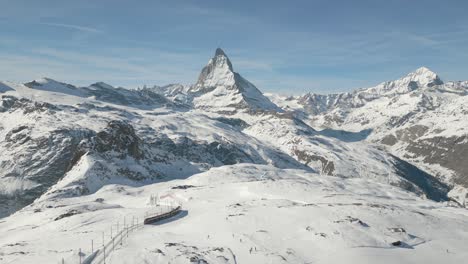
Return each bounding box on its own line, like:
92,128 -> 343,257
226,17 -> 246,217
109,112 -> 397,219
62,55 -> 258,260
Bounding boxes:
60,203 -> 181,264
90,220 -> 142,264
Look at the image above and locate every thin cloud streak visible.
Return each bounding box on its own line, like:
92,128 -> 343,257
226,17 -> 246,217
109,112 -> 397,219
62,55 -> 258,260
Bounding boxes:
1,1 -> 467,93
40,22 -> 102,34
0,48 -> 201,88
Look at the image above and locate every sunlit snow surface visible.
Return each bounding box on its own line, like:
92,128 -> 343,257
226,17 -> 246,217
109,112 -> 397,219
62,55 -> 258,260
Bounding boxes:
1,164 -> 467,264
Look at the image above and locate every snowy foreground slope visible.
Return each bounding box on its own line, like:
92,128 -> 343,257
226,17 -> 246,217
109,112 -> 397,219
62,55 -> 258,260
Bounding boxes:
1,165 -> 468,264
0,49 -> 467,263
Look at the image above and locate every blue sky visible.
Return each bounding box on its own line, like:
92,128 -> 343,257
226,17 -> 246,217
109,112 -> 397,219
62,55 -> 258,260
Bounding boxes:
1,0 -> 467,94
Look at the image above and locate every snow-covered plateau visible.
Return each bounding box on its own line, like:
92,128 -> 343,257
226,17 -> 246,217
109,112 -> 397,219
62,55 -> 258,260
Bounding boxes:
0,49 -> 467,263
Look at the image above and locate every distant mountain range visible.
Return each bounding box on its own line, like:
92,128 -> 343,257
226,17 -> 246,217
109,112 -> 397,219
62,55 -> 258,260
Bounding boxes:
1,48 -> 466,218
1,48 -> 468,263
267,66 -> 468,205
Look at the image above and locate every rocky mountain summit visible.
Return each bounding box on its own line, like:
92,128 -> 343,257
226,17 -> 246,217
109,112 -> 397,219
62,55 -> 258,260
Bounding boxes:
188,48 -> 280,113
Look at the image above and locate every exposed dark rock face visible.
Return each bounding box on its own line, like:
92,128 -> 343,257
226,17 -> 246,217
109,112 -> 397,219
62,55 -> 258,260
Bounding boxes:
0,124 -> 93,217
83,83 -> 172,107
381,134 -> 398,146
395,125 -> 429,142
92,120 -> 144,160
24,79 -> 78,90
213,117 -> 249,130
54,209 -> 80,221
404,135 -> 468,187
137,88 -> 173,105
427,77 -> 444,87
0,95 -> 58,114
379,122 -> 468,190
150,135 -> 292,168
291,148 -> 335,175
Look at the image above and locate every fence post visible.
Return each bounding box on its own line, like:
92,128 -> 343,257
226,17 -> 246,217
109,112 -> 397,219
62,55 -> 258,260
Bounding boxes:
79,248 -> 82,264
91,239 -> 94,253
103,245 -> 106,264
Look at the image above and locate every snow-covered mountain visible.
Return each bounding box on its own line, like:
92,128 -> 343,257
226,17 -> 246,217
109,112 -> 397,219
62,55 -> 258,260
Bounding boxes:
145,83 -> 190,104
146,49 -> 280,114
187,48 -> 280,114
0,49 -> 467,263
269,67 -> 468,205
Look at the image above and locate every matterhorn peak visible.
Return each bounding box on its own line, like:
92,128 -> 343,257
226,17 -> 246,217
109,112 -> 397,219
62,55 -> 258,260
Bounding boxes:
191,48 -> 235,93
215,47 -> 227,57
189,48 -> 280,113
213,47 -> 233,71
211,47 -> 233,71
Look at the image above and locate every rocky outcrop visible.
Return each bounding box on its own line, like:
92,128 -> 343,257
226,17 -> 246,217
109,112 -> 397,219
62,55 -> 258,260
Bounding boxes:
92,120 -> 144,160
404,135 -> 468,186
292,148 -> 335,175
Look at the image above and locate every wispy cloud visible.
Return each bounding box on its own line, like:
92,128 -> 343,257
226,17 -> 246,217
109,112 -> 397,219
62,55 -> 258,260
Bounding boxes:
0,46 -> 202,88
1,1 -> 467,93
40,22 -> 102,34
